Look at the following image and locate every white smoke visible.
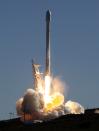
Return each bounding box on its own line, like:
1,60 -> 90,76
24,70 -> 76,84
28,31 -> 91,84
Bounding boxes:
16,89 -> 44,120
16,80 -> 84,121
51,77 -> 65,94
65,100 -> 84,114
22,89 -> 44,113
16,97 -> 23,116
94,109 -> 99,114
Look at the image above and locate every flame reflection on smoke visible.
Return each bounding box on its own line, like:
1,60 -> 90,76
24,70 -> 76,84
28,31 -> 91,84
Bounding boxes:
16,76 -> 84,122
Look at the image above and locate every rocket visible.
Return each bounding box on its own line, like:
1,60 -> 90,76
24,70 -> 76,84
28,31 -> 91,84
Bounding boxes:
32,10 -> 51,90
45,10 -> 51,76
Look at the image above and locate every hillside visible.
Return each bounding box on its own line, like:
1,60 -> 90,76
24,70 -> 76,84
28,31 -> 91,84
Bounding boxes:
0,108 -> 99,131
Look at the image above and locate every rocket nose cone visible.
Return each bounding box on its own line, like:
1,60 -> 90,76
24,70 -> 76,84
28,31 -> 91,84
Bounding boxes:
46,10 -> 51,22
46,10 -> 51,16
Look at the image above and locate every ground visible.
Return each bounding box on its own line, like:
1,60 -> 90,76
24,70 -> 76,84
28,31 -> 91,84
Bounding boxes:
0,108 -> 99,131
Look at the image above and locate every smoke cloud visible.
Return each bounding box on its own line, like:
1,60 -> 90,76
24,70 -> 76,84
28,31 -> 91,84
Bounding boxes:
16,77 -> 84,121
16,97 -> 23,116
65,100 -> 85,114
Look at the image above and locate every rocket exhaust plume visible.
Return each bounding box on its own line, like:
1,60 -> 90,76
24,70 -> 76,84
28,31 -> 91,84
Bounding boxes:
45,10 -> 51,76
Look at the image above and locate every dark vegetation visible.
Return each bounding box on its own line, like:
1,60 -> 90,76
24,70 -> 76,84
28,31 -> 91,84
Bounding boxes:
0,108 -> 99,131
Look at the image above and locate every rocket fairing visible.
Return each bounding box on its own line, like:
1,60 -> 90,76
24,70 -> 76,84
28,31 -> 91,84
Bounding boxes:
45,10 -> 51,76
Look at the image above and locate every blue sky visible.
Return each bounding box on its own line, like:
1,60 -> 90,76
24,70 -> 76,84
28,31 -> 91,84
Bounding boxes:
0,0 -> 99,119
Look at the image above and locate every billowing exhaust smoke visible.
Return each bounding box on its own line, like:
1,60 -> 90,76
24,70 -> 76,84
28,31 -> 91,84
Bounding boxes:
65,100 -> 84,114
16,77 -> 84,121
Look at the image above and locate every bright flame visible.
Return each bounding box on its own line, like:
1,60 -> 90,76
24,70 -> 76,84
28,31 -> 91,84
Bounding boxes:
43,75 -> 64,112
44,93 -> 64,112
44,75 -> 51,104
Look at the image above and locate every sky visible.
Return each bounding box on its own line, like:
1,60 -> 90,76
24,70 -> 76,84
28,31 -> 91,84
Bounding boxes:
0,0 -> 99,120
